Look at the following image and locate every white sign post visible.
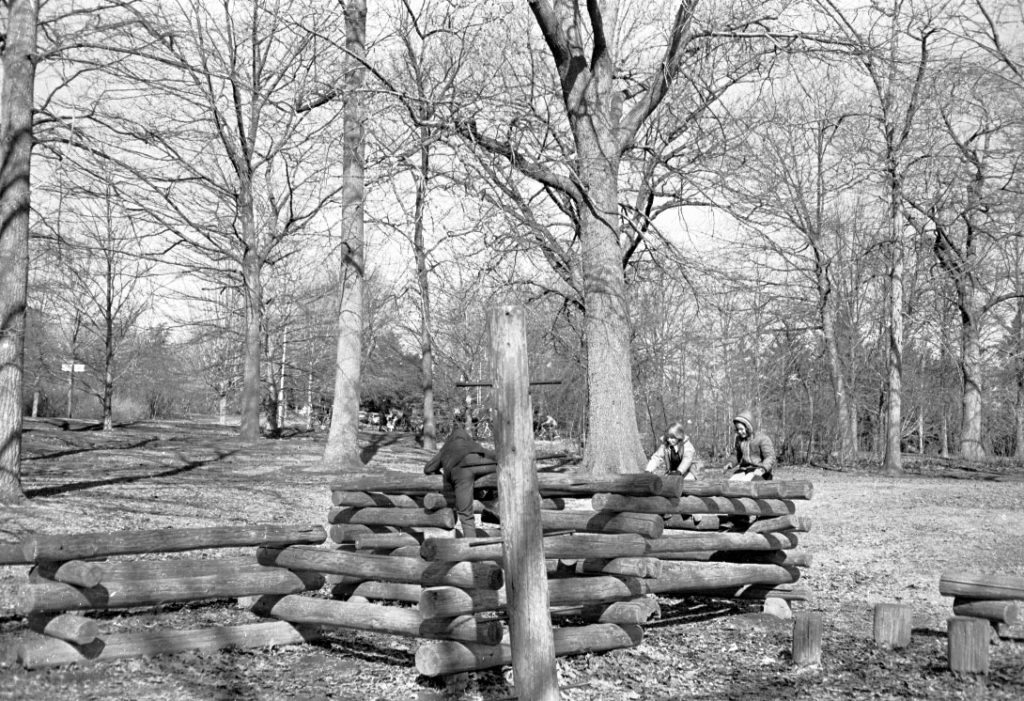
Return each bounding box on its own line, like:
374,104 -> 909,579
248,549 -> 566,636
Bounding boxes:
62,361 -> 86,418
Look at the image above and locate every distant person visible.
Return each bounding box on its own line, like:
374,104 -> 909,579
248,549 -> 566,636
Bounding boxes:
722,410 -> 776,481
424,427 -> 497,537
539,414 -> 559,440
645,421 -> 697,480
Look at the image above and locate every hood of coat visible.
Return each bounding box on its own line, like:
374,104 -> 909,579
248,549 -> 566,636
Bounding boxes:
733,411 -> 755,436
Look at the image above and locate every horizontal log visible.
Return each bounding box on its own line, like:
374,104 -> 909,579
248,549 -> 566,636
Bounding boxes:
20,525 -> 326,564
30,557 -> 273,586
951,598 -> 1020,625
645,531 -> 798,554
15,568 -> 324,615
328,524 -> 396,544
26,613 -> 99,645
746,515 -> 811,534
662,515 -> 720,531
415,623 -> 642,676
646,561 -> 800,596
592,494 -> 795,517
330,471 -> 664,497
16,621 -> 321,669
353,530 -> 457,551
252,594 -> 503,644
939,572 -> 1024,601
331,580 -> 423,604
419,576 -> 645,619
0,542 -> 32,565
420,533 -> 648,563
580,558 -> 663,579
659,476 -> 814,500
538,510 -> 664,538
655,549 -> 812,567
330,491 -> 424,508
698,583 -> 813,601
327,507 -> 456,530
259,545 -> 502,590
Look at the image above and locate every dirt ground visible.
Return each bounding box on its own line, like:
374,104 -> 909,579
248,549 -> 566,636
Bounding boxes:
1,417 -> 1023,701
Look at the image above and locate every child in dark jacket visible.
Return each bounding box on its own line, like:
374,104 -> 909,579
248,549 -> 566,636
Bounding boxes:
424,427 -> 497,537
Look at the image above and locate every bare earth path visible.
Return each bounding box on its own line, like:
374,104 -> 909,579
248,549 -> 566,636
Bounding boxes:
1,418 -> 1022,700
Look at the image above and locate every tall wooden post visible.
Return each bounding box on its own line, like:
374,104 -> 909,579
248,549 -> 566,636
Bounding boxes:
488,306 -> 559,701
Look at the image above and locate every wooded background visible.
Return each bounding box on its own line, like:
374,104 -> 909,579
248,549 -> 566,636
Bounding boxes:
3,0 -> 1024,500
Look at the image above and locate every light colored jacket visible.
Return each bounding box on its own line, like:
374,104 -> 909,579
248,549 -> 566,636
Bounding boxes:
645,436 -> 696,478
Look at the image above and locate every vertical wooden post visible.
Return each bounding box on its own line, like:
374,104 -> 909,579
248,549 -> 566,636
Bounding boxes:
947,616 -> 989,675
488,306 -> 559,701
873,603 -> 913,648
792,611 -> 822,667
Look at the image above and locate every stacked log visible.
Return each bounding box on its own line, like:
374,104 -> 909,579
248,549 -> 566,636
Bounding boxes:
939,572 -> 1024,637
8,524 -> 329,668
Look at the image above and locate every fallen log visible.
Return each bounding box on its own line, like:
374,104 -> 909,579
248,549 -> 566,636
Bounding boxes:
645,561 -> 800,595
353,529 -> 458,551
746,515 -> 811,534
646,531 -> 798,554
16,621 -> 322,669
592,494 -> 795,517
258,545 -> 502,590
415,623 -> 642,676
0,542 -> 31,565
26,613 -> 99,645
419,576 -> 646,619
330,471 -> 664,497
939,572 -> 1024,601
20,525 -> 326,563
952,598 -> 1020,625
15,568 -> 324,615
659,476 -> 814,500
537,510 -> 664,538
252,594 -> 503,644
420,533 -> 648,563
327,507 -> 456,530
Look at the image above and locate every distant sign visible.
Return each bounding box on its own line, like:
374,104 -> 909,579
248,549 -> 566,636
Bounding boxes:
61,363 -> 86,372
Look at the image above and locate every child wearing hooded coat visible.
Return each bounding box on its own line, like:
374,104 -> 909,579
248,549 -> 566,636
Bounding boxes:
723,410 -> 776,481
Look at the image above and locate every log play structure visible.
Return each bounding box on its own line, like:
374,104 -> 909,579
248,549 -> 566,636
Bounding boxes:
5,306 -> 1009,692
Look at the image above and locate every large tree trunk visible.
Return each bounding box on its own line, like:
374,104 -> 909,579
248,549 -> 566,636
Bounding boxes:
571,64 -> 645,476
323,0 -> 367,470
1014,299 -> 1024,458
0,0 -> 38,504
822,299 -> 854,462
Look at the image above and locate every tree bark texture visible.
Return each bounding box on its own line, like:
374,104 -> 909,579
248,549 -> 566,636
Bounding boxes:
0,0 -> 38,504
323,0 -> 367,470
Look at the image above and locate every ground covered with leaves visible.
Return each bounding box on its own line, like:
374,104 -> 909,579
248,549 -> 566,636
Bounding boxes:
1,418 -> 1022,700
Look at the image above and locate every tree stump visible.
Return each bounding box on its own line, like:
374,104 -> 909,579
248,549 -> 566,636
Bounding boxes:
947,616 -> 989,675
873,603 -> 912,648
792,611 -> 822,667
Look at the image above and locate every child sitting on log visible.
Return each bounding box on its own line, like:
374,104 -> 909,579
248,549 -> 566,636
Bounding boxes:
645,421 -> 698,479
722,410 -> 776,481
424,427 -> 497,537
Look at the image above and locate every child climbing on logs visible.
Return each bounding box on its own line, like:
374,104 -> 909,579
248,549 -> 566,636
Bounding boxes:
424,427 -> 497,537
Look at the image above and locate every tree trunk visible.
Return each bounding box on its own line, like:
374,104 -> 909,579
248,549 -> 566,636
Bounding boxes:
1014,298 -> 1024,458
0,0 -> 38,504
883,172 -> 904,474
959,304 -> 984,460
574,123 -> 645,475
239,233 -> 263,443
413,122 -> 436,452
323,0 -> 367,471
